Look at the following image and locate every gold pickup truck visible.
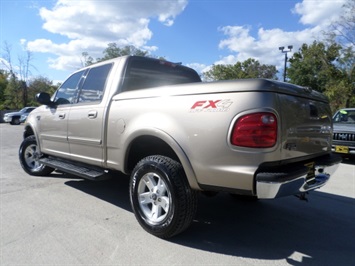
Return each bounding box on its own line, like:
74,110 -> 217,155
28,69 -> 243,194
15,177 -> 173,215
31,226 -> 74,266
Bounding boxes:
19,56 -> 341,238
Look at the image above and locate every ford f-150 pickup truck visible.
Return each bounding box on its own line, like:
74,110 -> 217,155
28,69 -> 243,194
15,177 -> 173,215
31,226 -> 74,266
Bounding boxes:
19,55 -> 341,238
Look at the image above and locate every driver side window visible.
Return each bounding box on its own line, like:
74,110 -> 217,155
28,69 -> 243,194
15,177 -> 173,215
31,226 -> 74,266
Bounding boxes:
54,70 -> 85,105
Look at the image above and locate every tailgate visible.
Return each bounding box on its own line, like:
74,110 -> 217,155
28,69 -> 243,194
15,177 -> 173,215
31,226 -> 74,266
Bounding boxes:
277,89 -> 333,160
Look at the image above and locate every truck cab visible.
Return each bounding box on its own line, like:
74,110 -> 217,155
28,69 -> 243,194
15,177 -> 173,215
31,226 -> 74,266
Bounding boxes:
29,56 -> 201,167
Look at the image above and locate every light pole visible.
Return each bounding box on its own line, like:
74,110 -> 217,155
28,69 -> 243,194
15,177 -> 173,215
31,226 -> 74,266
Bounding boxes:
279,45 -> 293,82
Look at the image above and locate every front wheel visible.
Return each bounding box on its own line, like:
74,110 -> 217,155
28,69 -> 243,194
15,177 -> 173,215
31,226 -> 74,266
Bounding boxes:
130,155 -> 198,239
19,135 -> 54,176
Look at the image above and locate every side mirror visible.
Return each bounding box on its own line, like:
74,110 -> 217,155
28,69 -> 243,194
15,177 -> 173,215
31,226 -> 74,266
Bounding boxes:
36,92 -> 53,105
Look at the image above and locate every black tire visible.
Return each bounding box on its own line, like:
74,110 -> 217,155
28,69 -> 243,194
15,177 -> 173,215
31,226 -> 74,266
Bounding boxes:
12,117 -> 20,125
19,135 -> 54,176
129,155 -> 198,239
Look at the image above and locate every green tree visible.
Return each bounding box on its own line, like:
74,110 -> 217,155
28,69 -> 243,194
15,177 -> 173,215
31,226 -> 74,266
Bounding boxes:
324,0 -> 355,47
203,58 -> 277,81
0,70 -> 9,109
287,41 -> 341,93
2,42 -> 34,107
82,44 -> 149,66
320,0 -> 355,110
288,41 -> 354,111
323,46 -> 355,110
100,44 -> 148,61
27,76 -> 57,106
81,52 -> 94,67
3,74 -> 23,109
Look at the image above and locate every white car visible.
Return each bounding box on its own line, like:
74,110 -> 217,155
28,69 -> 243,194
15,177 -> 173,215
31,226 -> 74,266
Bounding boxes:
3,107 -> 36,125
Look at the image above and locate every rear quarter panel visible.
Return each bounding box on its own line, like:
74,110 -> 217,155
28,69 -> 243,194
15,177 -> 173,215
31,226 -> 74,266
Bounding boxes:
106,89 -> 281,192
106,80 -> 333,193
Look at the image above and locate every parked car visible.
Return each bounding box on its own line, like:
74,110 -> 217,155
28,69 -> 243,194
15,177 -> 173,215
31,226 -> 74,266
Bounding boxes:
332,108 -> 355,156
3,107 -> 36,125
20,113 -> 31,123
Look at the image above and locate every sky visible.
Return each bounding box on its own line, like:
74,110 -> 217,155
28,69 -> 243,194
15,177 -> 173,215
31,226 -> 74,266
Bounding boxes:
0,0 -> 349,83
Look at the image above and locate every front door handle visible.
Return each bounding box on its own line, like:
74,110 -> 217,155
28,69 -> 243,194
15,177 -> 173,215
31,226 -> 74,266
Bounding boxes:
88,110 -> 98,119
58,113 -> 66,119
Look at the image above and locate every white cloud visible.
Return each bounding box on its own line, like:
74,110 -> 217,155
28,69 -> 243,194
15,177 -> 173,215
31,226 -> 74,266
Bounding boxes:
186,62 -> 209,74
216,26 -> 307,69
27,0 -> 188,71
219,26 -> 256,52
0,58 -> 11,71
293,0 -> 346,26
20,39 -> 27,46
211,0 -> 346,72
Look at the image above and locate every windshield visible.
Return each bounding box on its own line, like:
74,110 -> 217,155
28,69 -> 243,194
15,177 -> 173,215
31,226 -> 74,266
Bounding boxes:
333,109 -> 355,124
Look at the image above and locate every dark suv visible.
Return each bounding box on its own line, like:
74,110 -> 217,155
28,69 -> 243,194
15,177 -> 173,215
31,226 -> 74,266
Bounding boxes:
332,108 -> 355,156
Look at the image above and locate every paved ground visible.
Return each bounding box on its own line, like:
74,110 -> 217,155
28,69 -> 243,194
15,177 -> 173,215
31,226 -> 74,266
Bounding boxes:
1,123 -> 354,265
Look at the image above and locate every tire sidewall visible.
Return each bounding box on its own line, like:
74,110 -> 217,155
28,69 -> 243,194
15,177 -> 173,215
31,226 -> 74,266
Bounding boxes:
19,136 -> 53,176
130,158 -> 178,237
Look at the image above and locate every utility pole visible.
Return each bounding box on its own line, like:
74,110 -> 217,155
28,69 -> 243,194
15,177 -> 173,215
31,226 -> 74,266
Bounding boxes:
279,45 -> 293,82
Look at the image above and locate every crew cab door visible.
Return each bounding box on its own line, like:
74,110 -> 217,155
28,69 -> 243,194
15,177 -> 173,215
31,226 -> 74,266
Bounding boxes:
38,70 -> 85,158
67,63 -> 113,166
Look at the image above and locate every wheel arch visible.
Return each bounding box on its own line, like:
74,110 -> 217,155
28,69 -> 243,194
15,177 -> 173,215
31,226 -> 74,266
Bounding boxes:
123,130 -> 200,190
23,124 -> 42,152
23,125 -> 35,139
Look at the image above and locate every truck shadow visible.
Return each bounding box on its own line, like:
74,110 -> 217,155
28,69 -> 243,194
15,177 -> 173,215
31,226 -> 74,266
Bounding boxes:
177,192 -> 355,265
339,156 -> 355,165
64,173 -> 132,211
64,176 -> 355,265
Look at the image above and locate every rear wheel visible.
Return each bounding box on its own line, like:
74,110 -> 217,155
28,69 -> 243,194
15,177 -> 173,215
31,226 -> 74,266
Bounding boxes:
11,117 -> 20,125
130,155 -> 198,239
19,135 -> 54,176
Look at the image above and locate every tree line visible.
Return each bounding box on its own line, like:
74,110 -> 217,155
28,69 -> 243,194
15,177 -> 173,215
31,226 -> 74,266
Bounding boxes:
204,41 -> 354,111
0,42 -> 57,110
1,1 -> 353,112
0,70 -> 57,110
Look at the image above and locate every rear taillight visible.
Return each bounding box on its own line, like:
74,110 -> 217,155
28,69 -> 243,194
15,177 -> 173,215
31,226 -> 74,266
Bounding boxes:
231,112 -> 277,148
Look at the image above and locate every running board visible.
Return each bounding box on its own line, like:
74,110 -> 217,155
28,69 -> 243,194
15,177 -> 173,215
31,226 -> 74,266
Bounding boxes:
39,157 -> 109,181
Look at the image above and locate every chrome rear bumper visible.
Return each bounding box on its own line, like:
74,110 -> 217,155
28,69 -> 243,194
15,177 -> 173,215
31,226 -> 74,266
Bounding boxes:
256,154 -> 342,199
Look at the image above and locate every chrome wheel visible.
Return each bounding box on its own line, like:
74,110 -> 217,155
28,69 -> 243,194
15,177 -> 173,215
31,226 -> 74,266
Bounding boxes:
137,172 -> 171,223
24,143 -> 42,171
19,135 -> 54,176
130,155 -> 198,238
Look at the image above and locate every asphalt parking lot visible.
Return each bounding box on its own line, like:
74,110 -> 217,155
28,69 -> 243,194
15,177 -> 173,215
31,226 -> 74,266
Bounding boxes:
1,123 -> 354,265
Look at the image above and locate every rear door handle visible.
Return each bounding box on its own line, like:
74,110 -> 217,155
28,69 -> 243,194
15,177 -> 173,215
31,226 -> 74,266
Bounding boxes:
88,110 -> 98,119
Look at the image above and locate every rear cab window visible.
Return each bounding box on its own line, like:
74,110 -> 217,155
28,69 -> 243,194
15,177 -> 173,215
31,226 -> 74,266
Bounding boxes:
122,57 -> 201,92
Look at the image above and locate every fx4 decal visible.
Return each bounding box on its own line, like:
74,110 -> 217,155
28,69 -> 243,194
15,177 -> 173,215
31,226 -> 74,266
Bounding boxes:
190,99 -> 233,112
